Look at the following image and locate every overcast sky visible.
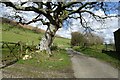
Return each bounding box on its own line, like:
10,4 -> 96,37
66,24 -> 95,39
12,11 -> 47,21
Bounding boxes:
0,1 -> 119,44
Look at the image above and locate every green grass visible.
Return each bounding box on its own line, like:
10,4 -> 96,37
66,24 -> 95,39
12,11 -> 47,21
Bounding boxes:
54,37 -> 70,49
17,49 -> 71,70
1,22 -> 71,70
2,23 -> 42,45
73,45 -> 120,69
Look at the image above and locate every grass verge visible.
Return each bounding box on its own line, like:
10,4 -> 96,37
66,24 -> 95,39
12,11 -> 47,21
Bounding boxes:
17,49 -> 72,70
73,46 -> 120,69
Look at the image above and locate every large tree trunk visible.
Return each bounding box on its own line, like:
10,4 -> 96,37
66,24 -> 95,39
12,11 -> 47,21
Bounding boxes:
37,24 -> 58,56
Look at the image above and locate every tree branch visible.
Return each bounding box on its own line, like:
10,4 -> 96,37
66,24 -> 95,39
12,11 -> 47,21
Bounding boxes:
68,2 -> 97,15
62,2 -> 83,9
80,10 -> 117,19
2,2 -> 56,26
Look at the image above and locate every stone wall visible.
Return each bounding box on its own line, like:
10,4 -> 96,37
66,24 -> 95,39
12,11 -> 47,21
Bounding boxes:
114,28 -> 120,52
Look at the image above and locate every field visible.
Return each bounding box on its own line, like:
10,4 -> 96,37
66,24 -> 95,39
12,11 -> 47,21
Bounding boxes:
1,22 -> 73,78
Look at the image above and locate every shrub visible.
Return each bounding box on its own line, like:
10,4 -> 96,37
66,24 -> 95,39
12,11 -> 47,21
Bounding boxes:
71,32 -> 86,46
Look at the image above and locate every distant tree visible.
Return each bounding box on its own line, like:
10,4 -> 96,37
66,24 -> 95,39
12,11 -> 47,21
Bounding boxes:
1,1 -> 118,56
71,31 -> 103,47
83,30 -> 104,45
71,32 -> 86,46
95,36 -> 104,45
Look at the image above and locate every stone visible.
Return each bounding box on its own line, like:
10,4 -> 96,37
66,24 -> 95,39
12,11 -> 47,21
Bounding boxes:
22,55 -> 32,60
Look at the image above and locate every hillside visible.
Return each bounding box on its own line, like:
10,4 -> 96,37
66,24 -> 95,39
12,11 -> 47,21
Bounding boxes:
1,17 -> 45,33
1,17 -> 70,48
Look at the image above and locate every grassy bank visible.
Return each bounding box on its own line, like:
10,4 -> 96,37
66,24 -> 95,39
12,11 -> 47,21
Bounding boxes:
2,23 -> 70,47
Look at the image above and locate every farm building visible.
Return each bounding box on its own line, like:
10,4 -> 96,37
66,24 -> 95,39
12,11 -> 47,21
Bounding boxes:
114,28 -> 120,53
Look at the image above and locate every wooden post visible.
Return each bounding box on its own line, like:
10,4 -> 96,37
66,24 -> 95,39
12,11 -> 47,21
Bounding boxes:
105,43 -> 107,51
2,43 -> 4,48
19,41 -> 23,59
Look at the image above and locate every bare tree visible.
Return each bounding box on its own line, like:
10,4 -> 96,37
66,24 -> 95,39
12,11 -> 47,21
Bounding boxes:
1,1 -> 118,56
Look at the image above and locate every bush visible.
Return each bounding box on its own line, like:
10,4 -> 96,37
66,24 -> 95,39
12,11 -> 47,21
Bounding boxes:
71,32 -> 86,46
71,32 -> 104,47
